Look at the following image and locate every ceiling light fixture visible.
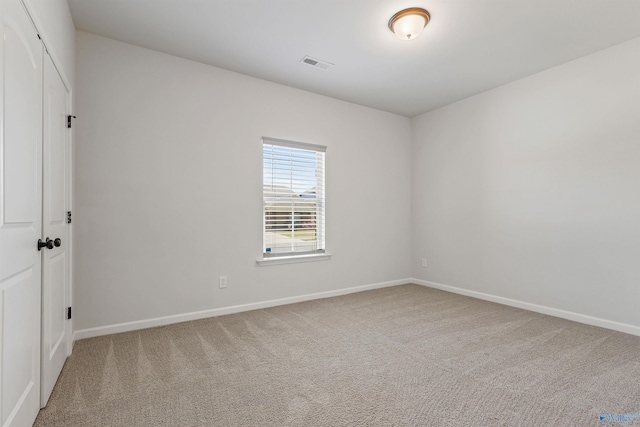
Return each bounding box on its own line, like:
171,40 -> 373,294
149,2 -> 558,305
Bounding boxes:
388,7 -> 430,41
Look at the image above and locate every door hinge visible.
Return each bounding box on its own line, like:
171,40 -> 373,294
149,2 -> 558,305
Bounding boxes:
67,211 -> 72,224
67,307 -> 72,320
67,115 -> 76,129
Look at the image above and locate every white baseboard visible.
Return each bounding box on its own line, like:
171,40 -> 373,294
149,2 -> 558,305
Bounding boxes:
74,278 -> 410,341
412,278 -> 640,337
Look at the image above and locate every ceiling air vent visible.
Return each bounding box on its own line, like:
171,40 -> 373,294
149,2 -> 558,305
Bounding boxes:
300,55 -> 334,70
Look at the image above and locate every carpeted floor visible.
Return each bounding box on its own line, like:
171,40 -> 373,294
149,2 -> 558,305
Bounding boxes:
35,284 -> 640,426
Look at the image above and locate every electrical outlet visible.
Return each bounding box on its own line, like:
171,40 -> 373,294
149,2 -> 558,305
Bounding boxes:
421,258 -> 427,268
219,276 -> 227,289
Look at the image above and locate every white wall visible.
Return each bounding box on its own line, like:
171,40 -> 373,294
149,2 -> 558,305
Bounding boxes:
22,0 -> 75,86
412,37 -> 640,328
74,32 -> 411,331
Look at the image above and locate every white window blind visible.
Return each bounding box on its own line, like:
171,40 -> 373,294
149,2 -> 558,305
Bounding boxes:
263,137 -> 326,257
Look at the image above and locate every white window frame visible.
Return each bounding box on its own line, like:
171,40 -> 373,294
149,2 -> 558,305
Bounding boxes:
258,137 -> 330,266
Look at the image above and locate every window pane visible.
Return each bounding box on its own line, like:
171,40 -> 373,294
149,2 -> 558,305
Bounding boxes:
263,138 -> 325,256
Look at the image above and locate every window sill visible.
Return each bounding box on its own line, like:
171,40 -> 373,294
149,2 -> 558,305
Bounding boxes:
256,253 -> 332,267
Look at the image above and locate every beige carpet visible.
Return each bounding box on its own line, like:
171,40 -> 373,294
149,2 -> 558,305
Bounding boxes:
35,284 -> 640,426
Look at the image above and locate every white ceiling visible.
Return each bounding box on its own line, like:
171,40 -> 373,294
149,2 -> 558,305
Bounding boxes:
67,0 -> 640,117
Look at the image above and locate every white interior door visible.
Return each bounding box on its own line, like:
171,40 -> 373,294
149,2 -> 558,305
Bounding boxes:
0,0 -> 43,425
40,52 -> 70,407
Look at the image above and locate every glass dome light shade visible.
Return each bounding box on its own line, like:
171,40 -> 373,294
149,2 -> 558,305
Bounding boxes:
388,8 -> 430,41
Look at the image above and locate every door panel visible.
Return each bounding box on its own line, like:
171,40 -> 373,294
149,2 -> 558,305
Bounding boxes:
41,52 -> 71,407
2,270 -> 37,420
43,252 -> 66,363
0,0 -> 43,425
2,16 -> 38,224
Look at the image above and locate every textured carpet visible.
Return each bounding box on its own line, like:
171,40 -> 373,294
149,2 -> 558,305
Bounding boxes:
35,284 -> 640,426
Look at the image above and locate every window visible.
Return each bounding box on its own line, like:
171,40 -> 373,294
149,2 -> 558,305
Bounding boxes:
262,137 -> 326,259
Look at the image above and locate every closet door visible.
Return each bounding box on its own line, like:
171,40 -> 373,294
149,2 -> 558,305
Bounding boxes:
0,0 -> 43,425
41,52 -> 71,407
